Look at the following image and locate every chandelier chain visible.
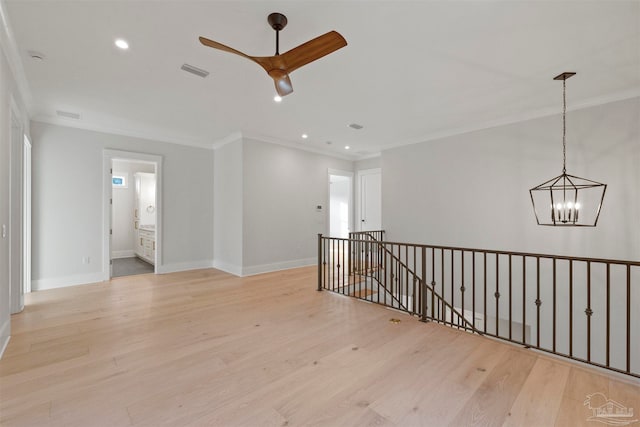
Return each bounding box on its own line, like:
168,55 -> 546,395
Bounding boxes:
562,78 -> 566,174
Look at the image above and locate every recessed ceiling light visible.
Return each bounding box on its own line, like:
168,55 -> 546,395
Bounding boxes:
274,95 -> 282,103
114,39 -> 129,50
344,145 -> 350,150
302,134 -> 308,139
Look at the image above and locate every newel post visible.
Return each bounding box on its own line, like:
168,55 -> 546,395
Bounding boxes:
317,234 -> 323,291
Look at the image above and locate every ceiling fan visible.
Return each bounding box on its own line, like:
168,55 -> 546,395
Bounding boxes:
199,13 -> 347,97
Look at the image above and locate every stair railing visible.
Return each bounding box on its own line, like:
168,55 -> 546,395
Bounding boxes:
317,233 -> 640,379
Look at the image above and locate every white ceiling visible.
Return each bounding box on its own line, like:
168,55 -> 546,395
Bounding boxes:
4,1 -> 639,159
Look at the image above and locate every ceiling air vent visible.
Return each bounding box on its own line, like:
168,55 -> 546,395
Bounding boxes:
348,123 -> 364,130
27,50 -> 46,61
181,63 -> 209,78
56,110 -> 81,120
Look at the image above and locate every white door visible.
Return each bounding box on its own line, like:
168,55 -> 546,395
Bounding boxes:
329,173 -> 352,238
358,169 -> 381,231
22,136 -> 31,294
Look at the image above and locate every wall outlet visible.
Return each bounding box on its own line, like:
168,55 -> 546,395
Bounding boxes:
1,224 -> 5,238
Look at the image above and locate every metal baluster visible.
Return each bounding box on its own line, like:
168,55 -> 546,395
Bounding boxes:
496,254 -> 500,337
461,250 -> 465,330
413,246 -> 417,314
509,254 -> 512,340
522,256 -> 526,346
586,261 -> 592,362
552,258 -> 556,353
342,239 -> 346,294
421,247 -> 427,322
332,238 -> 336,292
626,265 -> 631,373
606,263 -> 610,367
472,251 -> 476,332
432,248 -> 440,319
451,249 -> 455,327
569,260 -> 573,357
441,249 -> 445,324
484,253 -> 488,333
536,257 -> 541,348
405,245 -> 409,311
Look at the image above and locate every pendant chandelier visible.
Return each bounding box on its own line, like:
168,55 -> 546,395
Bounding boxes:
529,72 -> 606,227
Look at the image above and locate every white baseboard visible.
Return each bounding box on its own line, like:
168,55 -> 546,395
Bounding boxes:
212,259 -> 243,277
241,257 -> 316,277
156,259 -> 214,274
32,272 -> 105,291
112,250 -> 135,259
0,318 -> 11,359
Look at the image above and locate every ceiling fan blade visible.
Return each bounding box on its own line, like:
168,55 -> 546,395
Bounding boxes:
199,36 -> 282,77
279,31 -> 347,73
269,69 -> 293,96
199,36 -> 256,62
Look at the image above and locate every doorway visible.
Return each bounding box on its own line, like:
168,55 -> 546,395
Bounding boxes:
103,150 -> 162,280
356,168 -> 382,231
9,108 -> 24,313
329,171 -> 353,238
111,160 -> 156,277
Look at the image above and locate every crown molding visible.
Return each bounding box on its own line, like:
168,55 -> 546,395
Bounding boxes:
379,88 -> 640,152
242,132 -> 359,161
0,0 -> 33,114
32,115 -> 214,150
211,131 -> 243,150
355,152 -> 381,161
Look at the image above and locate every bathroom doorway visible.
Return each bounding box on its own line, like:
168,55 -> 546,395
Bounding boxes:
103,150 -> 162,280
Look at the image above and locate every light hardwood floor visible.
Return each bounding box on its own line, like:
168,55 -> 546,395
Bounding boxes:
1,266 -> 638,426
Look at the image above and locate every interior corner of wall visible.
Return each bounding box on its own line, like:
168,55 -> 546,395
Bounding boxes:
213,259 -> 243,277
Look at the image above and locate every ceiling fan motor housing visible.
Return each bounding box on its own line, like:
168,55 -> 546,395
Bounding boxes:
268,13 -> 288,31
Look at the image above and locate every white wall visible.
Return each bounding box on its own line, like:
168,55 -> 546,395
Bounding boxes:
241,138 -> 353,275
355,156 -> 380,171
31,122 -> 214,289
213,138 -> 243,275
111,160 -> 154,258
382,98 -> 640,373
0,25 -> 29,357
383,97 -> 640,261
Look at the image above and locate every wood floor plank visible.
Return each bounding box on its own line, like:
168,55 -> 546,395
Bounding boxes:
502,357 -> 571,426
1,266 -> 637,427
447,348 -> 538,426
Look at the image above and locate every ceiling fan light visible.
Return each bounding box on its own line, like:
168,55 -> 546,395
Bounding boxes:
274,95 -> 282,102
114,39 -> 129,50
